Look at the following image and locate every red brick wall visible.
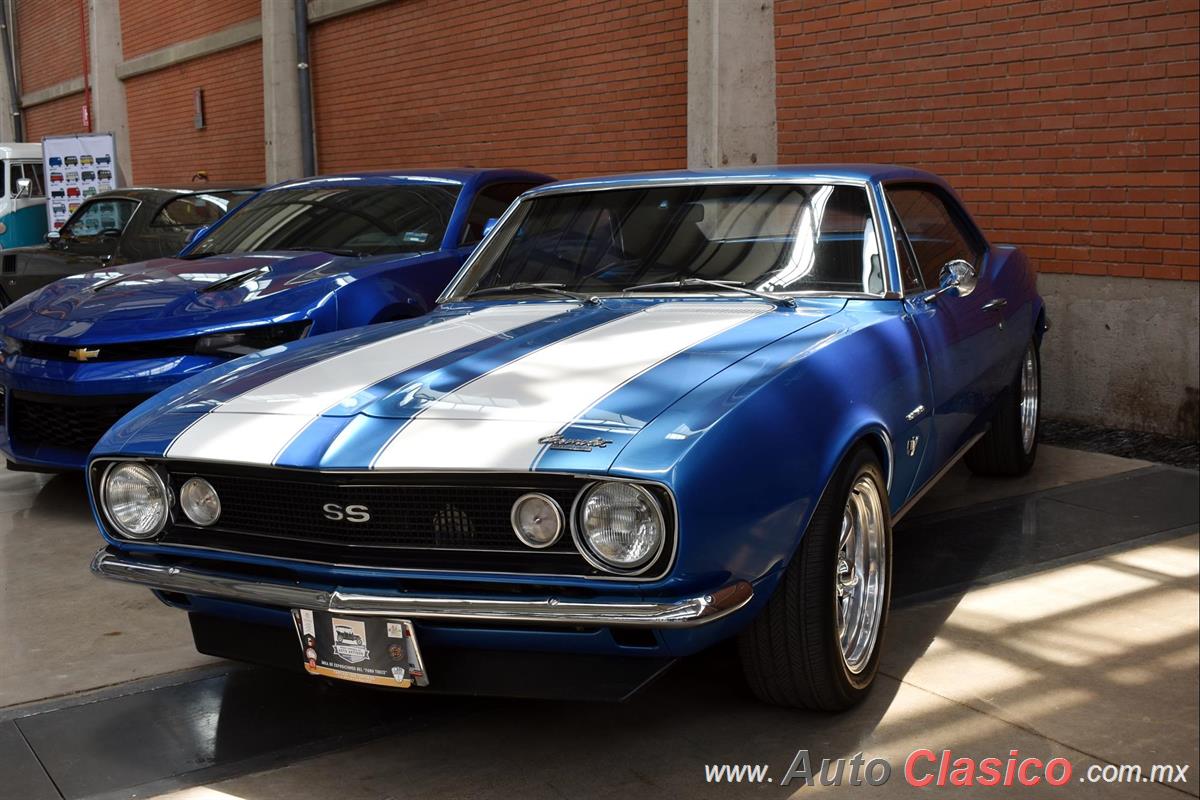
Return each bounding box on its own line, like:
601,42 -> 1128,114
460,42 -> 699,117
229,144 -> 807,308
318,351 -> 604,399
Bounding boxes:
24,94 -> 86,141
124,43 -> 265,183
14,0 -> 84,94
309,0 -> 687,178
119,0 -> 260,59
776,0 -> 1200,281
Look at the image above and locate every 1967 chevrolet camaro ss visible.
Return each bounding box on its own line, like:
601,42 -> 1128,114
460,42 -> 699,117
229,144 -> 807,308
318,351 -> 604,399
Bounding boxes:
89,166 -> 1047,709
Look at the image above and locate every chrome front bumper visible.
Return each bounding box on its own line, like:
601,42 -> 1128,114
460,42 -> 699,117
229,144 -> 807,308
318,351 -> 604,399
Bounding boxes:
91,549 -> 754,628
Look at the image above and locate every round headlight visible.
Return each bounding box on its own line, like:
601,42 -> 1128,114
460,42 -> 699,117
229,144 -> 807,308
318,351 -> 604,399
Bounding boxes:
103,462 -> 168,539
577,482 -> 665,572
180,477 -> 221,527
510,492 -> 564,548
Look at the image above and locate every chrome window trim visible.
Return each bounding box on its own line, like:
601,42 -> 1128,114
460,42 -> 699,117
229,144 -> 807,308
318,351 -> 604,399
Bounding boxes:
441,176 -> 902,302
63,196 -> 143,237
89,457 -> 681,584
878,178 -> 991,299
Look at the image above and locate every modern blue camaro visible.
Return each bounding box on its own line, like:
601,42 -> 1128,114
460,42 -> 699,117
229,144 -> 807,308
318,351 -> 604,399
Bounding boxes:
0,168 -> 552,470
89,166 -> 1046,708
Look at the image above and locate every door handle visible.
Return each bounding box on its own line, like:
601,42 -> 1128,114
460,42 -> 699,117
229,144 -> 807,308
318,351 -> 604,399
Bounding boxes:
982,298 -> 1008,312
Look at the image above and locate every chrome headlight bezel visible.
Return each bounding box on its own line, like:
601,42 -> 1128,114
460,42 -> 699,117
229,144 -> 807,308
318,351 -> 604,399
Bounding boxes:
179,476 -> 221,527
572,481 -> 667,576
100,461 -> 170,540
510,492 -> 565,549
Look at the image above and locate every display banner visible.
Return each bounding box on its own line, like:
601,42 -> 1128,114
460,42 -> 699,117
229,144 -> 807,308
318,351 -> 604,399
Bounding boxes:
41,133 -> 119,231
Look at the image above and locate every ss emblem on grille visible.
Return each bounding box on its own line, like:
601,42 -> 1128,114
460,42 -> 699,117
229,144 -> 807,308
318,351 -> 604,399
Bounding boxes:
323,503 -> 371,523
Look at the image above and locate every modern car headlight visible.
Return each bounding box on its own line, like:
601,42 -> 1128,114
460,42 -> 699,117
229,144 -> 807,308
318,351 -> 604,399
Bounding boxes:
194,321 -> 311,357
0,334 -> 20,357
102,462 -> 168,539
576,482 -> 665,572
510,492 -> 564,548
179,477 -> 221,527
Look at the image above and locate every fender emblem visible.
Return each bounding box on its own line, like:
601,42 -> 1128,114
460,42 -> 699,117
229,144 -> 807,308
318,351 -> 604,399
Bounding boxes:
68,347 -> 100,362
538,434 -> 613,452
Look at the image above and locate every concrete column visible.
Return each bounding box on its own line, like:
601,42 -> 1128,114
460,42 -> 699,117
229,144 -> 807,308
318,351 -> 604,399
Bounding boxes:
88,0 -> 132,182
0,68 -> 14,142
687,0 -> 778,169
261,0 -> 304,183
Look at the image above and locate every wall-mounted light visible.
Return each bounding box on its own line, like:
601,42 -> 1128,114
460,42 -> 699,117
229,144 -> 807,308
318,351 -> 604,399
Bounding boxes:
194,89 -> 205,130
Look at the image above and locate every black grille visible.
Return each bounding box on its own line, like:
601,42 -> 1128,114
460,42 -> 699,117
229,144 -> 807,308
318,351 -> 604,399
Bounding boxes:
15,322 -> 308,363
17,337 -> 201,362
8,392 -> 150,453
138,463 -> 676,579
174,472 -> 583,551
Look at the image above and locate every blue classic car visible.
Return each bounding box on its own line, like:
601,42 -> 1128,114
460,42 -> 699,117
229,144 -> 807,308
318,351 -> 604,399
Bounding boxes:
88,166 -> 1046,708
0,168 -> 552,470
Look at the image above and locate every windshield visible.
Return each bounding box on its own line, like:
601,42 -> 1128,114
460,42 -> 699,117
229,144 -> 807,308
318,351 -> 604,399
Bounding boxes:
152,191 -> 254,228
188,184 -> 460,257
447,183 -> 884,298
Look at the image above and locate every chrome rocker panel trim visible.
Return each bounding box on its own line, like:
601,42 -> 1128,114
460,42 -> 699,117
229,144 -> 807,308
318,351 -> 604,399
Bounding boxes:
91,549 -> 754,628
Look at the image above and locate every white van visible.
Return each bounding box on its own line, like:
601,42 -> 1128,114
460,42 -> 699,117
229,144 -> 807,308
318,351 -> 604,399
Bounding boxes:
0,143 -> 48,249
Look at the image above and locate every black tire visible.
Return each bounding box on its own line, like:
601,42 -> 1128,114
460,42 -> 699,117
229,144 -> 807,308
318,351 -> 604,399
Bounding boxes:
965,338 -> 1040,477
737,445 -> 892,710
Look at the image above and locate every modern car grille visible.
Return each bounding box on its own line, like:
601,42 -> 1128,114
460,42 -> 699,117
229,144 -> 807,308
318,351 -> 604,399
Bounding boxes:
98,462 -> 676,579
16,337 -> 202,362
15,322 -> 308,363
8,392 -> 150,453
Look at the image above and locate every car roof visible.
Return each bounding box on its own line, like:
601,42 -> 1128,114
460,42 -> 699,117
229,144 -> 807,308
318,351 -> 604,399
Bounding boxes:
527,164 -> 947,196
267,168 -> 554,191
80,186 -> 261,203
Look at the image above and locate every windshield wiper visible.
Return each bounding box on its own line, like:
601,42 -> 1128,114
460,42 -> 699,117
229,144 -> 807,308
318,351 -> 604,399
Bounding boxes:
463,282 -> 599,304
178,251 -> 217,260
277,246 -> 366,258
622,278 -> 795,307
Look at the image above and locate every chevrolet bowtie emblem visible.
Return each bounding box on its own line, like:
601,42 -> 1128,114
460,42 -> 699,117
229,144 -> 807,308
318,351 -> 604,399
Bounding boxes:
68,347 -> 100,362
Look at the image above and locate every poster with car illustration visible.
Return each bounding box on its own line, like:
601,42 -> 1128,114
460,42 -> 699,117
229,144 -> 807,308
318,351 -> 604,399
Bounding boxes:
40,133 -> 119,231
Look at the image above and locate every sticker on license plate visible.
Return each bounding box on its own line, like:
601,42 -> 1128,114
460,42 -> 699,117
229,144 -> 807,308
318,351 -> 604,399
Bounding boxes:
292,609 -> 429,688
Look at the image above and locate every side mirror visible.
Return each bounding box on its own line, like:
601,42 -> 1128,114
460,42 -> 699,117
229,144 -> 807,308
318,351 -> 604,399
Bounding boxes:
929,259 -> 977,301
45,231 -> 61,246
481,217 -> 499,239
14,178 -> 32,199
185,225 -> 210,247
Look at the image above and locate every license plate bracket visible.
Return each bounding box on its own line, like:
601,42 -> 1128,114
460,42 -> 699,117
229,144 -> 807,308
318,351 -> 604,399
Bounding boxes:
292,609 -> 429,688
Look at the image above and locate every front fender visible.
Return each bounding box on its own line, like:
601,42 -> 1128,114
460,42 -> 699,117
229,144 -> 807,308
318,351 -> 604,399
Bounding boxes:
611,301 -> 927,590
334,252 -> 466,328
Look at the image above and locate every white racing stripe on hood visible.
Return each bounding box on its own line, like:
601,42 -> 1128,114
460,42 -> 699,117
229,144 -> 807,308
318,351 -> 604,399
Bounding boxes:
165,304 -> 570,464
371,303 -> 772,470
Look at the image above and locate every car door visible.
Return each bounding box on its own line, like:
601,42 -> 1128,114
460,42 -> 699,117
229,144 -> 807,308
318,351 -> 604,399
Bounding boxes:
10,197 -> 143,297
56,196 -> 141,267
887,183 -> 1009,468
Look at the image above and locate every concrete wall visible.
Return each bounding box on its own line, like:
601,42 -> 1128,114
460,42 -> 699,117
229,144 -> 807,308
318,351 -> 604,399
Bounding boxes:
1040,273 -> 1200,437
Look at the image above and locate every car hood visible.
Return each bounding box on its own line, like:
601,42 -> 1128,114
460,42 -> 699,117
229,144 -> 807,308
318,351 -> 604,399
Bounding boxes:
103,297 -> 846,472
3,251 -> 424,341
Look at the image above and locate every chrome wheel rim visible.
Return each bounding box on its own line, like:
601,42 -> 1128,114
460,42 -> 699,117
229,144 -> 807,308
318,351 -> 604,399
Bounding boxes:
835,473 -> 887,674
1019,343 -> 1039,454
